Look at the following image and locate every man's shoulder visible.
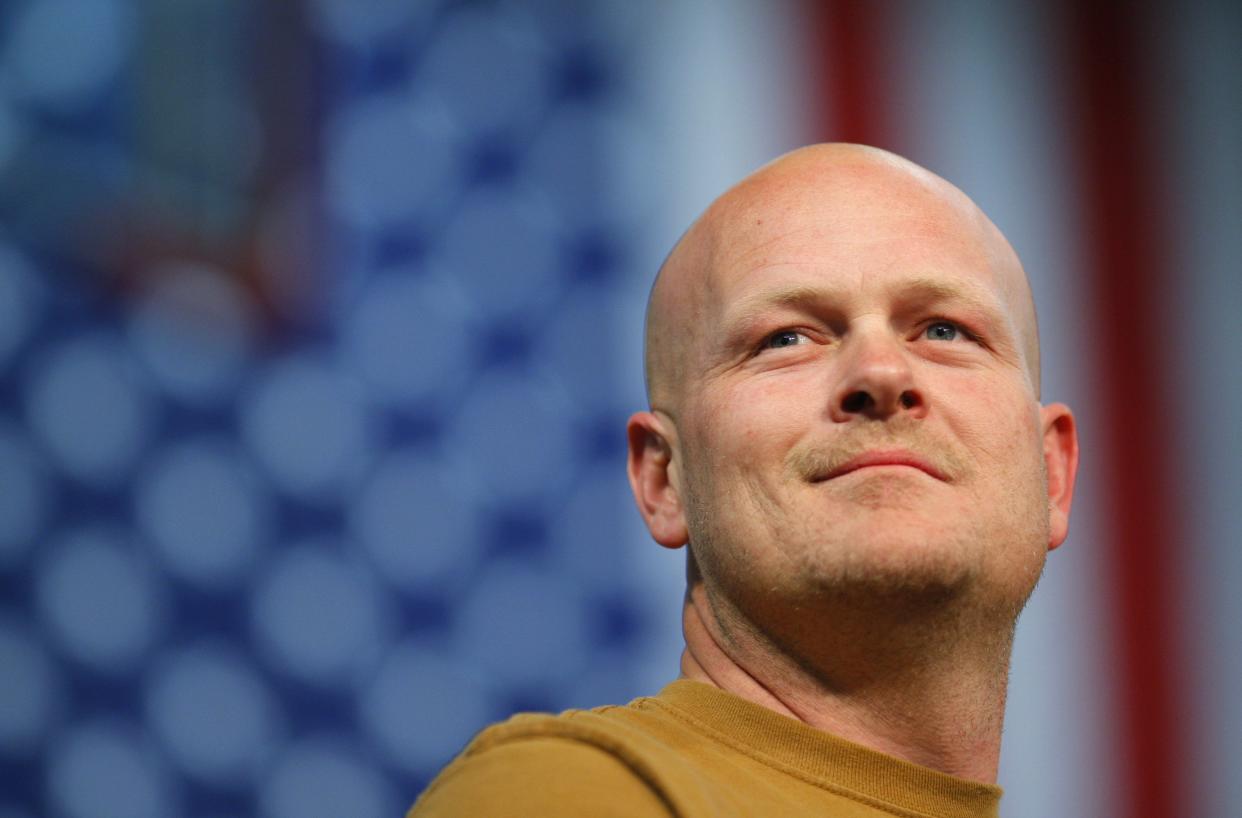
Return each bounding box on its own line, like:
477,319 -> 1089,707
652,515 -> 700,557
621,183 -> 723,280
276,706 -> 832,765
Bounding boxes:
407,688 -> 961,818
408,705 -> 676,818
462,699 -> 680,756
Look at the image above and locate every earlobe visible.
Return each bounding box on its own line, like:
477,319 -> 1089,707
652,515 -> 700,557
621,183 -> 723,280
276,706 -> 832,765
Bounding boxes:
1040,402 -> 1079,551
626,411 -> 690,549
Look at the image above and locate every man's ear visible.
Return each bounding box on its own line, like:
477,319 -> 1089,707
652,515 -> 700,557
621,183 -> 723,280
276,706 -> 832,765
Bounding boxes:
1040,402 -> 1079,551
626,410 -> 689,549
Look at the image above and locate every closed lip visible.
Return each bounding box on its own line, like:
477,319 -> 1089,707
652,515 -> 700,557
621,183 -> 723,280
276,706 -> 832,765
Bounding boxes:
821,451 -> 948,482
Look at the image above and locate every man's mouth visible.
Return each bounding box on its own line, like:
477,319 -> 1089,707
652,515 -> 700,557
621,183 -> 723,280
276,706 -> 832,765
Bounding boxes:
819,450 -> 949,482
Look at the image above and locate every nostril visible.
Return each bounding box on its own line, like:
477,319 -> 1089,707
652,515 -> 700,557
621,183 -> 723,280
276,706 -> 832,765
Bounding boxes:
900,391 -> 918,409
842,391 -> 870,413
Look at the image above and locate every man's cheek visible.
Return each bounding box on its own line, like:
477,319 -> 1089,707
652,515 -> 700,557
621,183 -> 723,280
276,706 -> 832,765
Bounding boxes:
698,394 -> 765,456
734,388 -> 810,446
951,382 -> 1035,452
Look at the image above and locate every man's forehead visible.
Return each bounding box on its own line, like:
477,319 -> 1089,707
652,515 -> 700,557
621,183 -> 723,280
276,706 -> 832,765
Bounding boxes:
644,145 -> 1043,404
699,176 -> 1015,316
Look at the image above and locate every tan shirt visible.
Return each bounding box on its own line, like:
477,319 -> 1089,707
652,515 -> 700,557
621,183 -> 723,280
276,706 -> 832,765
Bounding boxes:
409,679 -> 1001,818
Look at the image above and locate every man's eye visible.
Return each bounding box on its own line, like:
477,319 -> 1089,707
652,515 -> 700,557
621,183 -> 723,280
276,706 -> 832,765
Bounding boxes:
762,330 -> 809,350
925,321 -> 961,342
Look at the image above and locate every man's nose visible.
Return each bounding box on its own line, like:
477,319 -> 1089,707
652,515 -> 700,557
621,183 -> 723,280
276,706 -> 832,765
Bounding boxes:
829,328 -> 926,421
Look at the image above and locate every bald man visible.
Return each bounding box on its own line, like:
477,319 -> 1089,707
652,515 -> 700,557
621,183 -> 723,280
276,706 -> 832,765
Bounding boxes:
410,144 -> 1079,818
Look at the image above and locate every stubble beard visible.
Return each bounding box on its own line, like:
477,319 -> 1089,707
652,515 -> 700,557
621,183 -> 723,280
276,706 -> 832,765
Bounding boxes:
679,446 -> 1050,681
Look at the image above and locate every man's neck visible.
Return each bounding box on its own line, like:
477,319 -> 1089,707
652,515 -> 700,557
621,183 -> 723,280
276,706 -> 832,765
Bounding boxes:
678,583 -> 1013,783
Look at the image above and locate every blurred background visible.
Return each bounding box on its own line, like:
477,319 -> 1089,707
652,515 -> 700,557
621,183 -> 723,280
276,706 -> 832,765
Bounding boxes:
0,1 -> 1238,817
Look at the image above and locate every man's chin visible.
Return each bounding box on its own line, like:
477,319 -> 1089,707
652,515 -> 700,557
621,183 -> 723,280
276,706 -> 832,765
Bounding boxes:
800,530 -> 1043,628
793,527 -> 985,606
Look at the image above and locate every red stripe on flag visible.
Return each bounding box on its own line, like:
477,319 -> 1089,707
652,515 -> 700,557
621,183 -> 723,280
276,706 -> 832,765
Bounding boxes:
1060,5 -> 1189,818
811,1 -> 890,145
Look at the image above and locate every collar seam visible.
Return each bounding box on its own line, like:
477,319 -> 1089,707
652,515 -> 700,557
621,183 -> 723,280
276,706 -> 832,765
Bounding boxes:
639,697 -> 961,818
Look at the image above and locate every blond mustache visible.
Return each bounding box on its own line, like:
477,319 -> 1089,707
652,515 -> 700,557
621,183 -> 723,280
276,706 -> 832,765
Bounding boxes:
785,428 -> 968,483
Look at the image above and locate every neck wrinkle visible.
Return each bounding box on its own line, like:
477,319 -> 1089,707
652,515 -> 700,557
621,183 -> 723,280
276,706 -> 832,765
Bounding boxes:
678,582 -> 1009,784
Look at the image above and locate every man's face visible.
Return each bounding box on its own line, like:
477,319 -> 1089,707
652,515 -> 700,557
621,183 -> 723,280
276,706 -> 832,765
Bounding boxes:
664,157 -> 1060,633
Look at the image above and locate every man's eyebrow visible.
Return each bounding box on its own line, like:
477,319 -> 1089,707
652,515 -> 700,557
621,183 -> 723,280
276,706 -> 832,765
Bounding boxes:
722,285 -> 839,330
722,276 -> 1005,329
891,276 -> 1007,317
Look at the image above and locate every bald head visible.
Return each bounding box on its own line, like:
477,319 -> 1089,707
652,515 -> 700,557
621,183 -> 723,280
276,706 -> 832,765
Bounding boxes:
644,144 -> 1041,413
